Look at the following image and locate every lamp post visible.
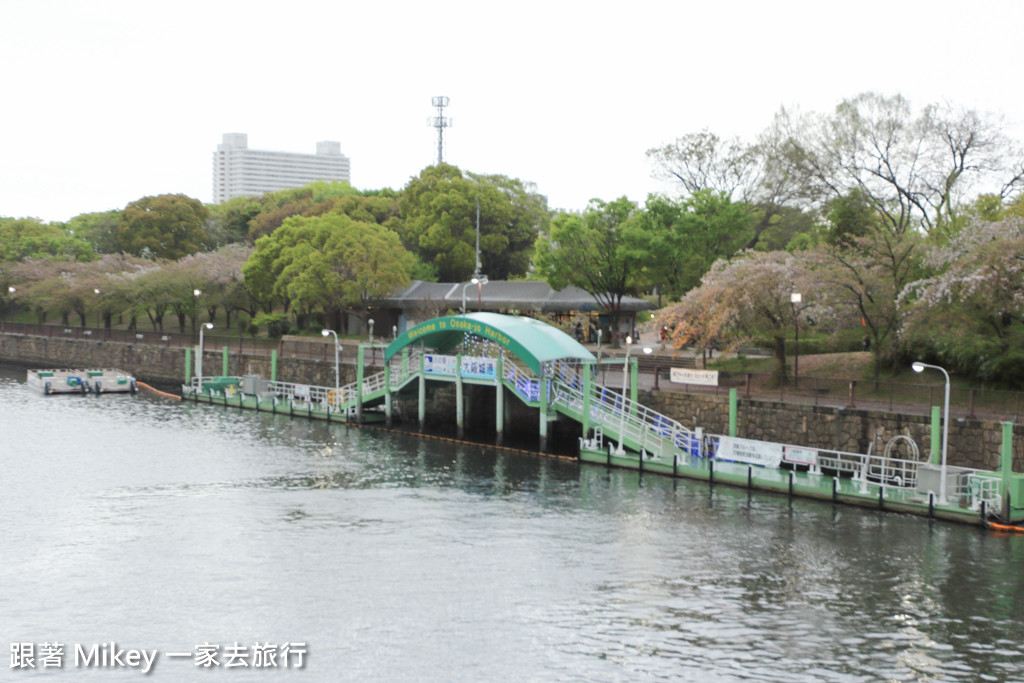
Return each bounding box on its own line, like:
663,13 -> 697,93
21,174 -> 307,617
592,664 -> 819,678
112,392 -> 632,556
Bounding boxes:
790,292 -> 801,387
94,288 -> 102,327
912,361 -> 950,504
616,336 -> 652,455
368,318 -> 374,342
197,322 -> 213,392
192,289 -> 202,333
461,276 -> 488,313
321,329 -> 341,392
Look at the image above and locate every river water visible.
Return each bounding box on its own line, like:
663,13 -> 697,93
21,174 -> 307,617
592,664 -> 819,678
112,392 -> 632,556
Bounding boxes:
2,364 -> 1023,681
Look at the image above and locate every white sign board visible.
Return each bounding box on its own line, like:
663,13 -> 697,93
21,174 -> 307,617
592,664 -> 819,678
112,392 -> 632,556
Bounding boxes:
715,436 -> 783,468
294,384 -> 311,399
783,446 -> 818,466
670,368 -> 719,386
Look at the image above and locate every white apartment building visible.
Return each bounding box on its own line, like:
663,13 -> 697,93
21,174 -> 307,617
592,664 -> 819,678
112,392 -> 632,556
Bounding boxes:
212,133 -> 352,203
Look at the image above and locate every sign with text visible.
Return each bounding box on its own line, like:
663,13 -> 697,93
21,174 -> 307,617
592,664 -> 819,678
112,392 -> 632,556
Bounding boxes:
783,446 -> 819,466
669,368 -> 719,386
714,436 -> 783,468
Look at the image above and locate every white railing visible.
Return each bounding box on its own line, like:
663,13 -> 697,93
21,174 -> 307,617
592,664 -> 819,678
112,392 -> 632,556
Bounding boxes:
551,378 -> 696,462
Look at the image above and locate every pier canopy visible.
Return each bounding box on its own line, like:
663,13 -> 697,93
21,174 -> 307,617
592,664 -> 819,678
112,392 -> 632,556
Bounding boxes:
384,313 -> 595,374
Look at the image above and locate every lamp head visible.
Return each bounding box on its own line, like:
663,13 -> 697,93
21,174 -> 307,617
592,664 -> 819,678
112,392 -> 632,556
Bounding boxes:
203,322 -> 213,330
626,335 -> 633,345
470,277 -> 479,285
912,362 -> 925,373
642,347 -> 653,354
321,329 -> 330,337
193,289 -> 201,297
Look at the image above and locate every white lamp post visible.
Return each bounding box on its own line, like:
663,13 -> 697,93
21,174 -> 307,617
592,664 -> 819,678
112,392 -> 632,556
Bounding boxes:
322,329 -> 341,392
912,361 -> 950,504
461,276 -> 488,313
368,318 -> 374,342
616,336 -> 652,455
197,322 -> 213,392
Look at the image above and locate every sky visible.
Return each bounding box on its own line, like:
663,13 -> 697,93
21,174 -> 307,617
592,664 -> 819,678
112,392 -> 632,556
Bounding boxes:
2,0 -> 1023,223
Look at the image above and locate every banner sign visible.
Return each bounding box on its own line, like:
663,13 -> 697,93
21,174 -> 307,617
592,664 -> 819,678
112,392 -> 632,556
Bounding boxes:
424,354 -> 457,376
294,384 -> 310,399
669,368 -> 719,386
461,356 -> 497,380
714,436 -> 783,468
783,446 -> 818,466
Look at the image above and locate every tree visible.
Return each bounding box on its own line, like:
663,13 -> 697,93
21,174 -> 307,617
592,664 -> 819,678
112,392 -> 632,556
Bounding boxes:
118,194 -> 209,260
534,197 -> 643,341
656,250 -> 824,379
788,93 -> 1024,240
624,191 -> 756,302
0,217 -> 95,262
243,212 -> 414,332
397,164 -> 547,281
66,211 -> 123,254
900,217 -> 1024,385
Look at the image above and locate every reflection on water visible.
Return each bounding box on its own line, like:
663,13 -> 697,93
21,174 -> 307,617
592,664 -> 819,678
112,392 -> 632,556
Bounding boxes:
1,364 -> 1023,681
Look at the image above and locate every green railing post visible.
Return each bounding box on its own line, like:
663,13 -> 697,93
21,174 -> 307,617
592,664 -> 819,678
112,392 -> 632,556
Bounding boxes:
270,349 -> 278,383
930,406 -> 941,465
184,347 -> 192,385
222,346 -> 229,376
729,388 -> 738,437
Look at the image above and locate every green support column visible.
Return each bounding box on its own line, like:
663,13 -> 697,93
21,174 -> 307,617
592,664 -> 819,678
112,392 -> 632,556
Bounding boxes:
384,364 -> 392,427
184,347 -> 192,386
582,361 -> 592,438
270,349 -> 278,383
222,346 -> 229,376
538,365 -> 548,451
495,355 -> 505,445
402,348 -> 409,378
930,406 -> 942,465
629,357 -> 639,414
418,350 -> 426,429
1001,421 -> 1014,518
455,354 -> 464,439
356,345 -> 365,423
729,388 -> 738,437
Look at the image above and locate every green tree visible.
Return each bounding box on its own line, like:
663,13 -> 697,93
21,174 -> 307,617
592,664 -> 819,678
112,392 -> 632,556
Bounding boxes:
118,194 -> 210,260
397,164 -> 547,281
244,212 -> 414,332
0,217 -> 95,262
66,210 -> 123,254
626,191 -> 755,302
534,197 -> 643,341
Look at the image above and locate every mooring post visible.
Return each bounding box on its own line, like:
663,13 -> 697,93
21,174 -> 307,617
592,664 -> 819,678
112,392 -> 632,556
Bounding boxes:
222,346 -> 228,376
270,349 -> 278,383
184,347 -> 192,389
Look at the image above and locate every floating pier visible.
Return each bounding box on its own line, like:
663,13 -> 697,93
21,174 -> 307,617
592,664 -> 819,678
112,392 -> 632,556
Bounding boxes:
181,313 -> 1024,528
28,368 -> 137,395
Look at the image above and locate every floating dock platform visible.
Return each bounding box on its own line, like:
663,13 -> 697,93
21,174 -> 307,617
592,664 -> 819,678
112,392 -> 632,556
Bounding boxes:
28,368 -> 137,395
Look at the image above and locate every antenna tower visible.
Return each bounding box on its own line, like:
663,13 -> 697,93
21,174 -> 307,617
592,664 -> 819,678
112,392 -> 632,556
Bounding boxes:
428,96 -> 452,165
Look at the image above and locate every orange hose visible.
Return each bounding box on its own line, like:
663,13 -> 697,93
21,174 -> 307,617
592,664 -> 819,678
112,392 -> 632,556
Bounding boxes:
137,381 -> 181,400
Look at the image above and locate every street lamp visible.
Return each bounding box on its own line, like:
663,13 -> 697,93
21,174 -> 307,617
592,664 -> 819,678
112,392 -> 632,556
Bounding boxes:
912,361 -> 950,504
197,322 -> 213,392
368,318 -> 374,342
192,289 -> 202,333
321,329 -> 341,392
790,292 -> 801,387
461,276 -> 488,313
616,336 -> 652,455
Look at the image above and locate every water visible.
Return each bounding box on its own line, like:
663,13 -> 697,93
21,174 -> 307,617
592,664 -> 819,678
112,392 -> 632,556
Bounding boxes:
2,364 -> 1023,681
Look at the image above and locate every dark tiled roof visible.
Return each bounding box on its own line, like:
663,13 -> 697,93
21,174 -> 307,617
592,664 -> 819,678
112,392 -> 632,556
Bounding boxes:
379,280 -> 653,312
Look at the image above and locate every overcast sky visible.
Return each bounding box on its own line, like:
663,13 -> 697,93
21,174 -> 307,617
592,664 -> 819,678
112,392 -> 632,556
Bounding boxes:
2,0 -> 1022,223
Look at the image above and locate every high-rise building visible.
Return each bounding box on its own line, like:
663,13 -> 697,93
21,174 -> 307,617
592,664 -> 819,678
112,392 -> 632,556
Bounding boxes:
212,133 -> 351,203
